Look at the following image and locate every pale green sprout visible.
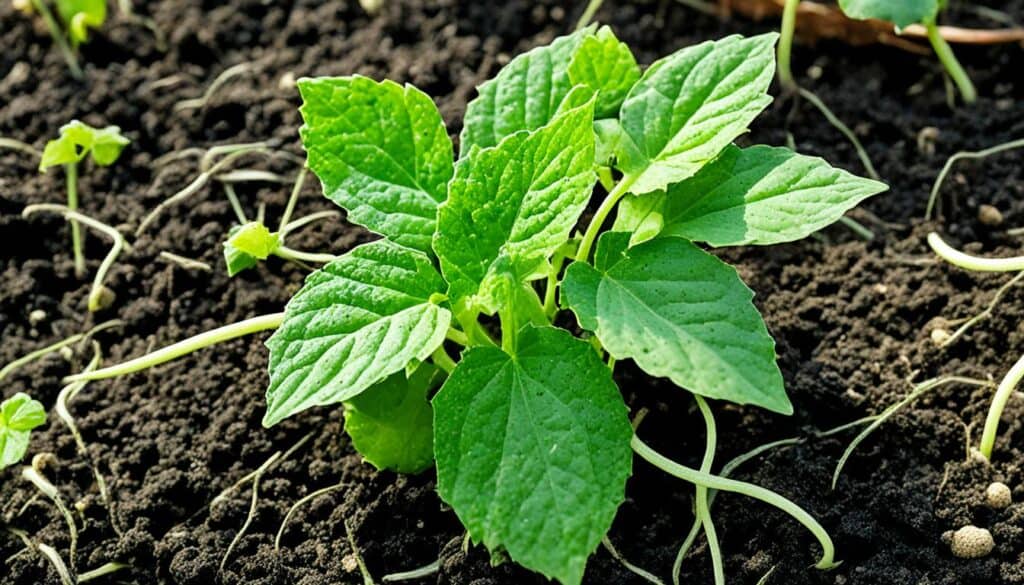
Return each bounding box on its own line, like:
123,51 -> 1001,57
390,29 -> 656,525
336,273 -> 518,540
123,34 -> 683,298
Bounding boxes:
39,120 -> 130,278
1,393 -> 47,469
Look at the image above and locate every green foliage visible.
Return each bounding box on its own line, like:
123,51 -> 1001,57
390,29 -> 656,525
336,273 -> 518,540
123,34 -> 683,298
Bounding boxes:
279,25 -> 885,583
39,120 -> 129,172
55,0 -> 106,46
1,393 -> 47,469
223,222 -> 281,277
838,0 -> 939,28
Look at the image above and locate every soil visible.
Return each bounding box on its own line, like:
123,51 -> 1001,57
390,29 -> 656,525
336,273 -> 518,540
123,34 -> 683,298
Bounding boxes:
2,1 -> 1024,584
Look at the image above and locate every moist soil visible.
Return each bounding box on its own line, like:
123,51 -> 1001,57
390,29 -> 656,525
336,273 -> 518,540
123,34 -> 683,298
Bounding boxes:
2,1 -> 1024,584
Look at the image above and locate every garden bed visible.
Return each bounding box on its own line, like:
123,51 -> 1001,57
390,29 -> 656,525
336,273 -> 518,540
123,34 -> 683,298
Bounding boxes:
2,1 -> 1024,583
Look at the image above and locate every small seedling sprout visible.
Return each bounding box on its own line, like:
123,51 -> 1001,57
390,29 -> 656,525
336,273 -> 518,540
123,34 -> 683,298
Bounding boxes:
0,393 -> 47,469
38,121 -> 130,278
21,453 -> 78,566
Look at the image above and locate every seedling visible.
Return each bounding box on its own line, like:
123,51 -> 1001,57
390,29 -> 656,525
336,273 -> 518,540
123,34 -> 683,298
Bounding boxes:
836,0 -> 977,103
0,393 -> 46,469
16,0 -> 107,79
67,27 -> 887,584
38,121 -> 129,279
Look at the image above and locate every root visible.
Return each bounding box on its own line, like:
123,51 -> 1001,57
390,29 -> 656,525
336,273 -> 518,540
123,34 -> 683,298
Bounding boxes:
938,271 -> 1024,347
795,87 -> 880,181
37,542 -> 74,585
0,320 -> 121,383
602,536 -> 664,585
21,456 -> 78,568
925,137 -> 1024,220
78,561 -> 129,582
381,559 -> 441,582
174,63 -> 255,112
0,137 -> 42,158
158,251 -> 213,272
928,232 -> 1024,272
344,519 -> 376,585
274,480 -> 347,552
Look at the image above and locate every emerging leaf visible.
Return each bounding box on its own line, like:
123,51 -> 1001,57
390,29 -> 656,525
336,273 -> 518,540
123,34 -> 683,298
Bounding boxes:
567,26 -> 641,119
39,120 -> 129,171
298,76 -> 453,253
344,364 -> 440,474
264,240 -> 452,426
617,33 -> 778,194
620,145 -> 889,247
459,26 -> 594,155
56,0 -> 106,46
838,0 -> 940,27
435,90 -> 596,312
223,222 -> 281,277
562,233 -> 791,414
0,392 -> 47,469
433,325 -> 633,585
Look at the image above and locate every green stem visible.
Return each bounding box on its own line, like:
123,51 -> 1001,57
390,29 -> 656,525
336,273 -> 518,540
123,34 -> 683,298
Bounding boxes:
277,166 -> 309,232
30,0 -> 83,80
576,176 -> 636,263
431,345 -> 457,374
62,313 -> 284,383
575,0 -> 604,30
65,163 -> 86,278
926,21 -> 977,104
274,245 -> 336,265
543,244 -> 573,317
980,353 -> 1024,459
777,0 -> 799,92
632,434 -> 837,570
797,88 -> 880,181
445,327 -> 469,346
928,232 -> 1024,272
925,137 -> 1024,221
693,396 -> 724,585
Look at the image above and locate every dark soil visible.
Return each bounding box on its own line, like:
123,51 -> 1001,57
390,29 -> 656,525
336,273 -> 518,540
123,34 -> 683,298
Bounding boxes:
2,1 -> 1024,584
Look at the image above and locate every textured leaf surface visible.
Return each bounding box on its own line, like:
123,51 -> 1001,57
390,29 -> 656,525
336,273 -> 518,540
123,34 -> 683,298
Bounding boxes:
298,76 -> 453,252
433,326 -> 632,585
562,233 -> 790,413
435,95 -> 596,310
459,27 -> 592,155
629,145 -> 888,246
617,33 -> 777,194
567,26 -> 640,119
264,240 -> 451,426
0,393 -> 46,469
344,365 -> 439,474
839,0 -> 939,27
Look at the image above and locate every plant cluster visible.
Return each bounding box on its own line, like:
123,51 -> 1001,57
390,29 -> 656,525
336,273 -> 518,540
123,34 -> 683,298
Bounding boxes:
248,25 -> 886,582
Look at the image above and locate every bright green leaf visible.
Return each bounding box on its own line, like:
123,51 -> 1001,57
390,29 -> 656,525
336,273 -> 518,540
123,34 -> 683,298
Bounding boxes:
562,233 -> 791,414
39,120 -> 129,171
838,0 -> 939,27
264,240 -> 452,426
629,145 -> 888,246
56,0 -> 106,46
612,191 -> 666,245
435,91 -> 596,312
567,26 -> 641,119
459,26 -> 594,155
618,33 -> 778,195
1,393 -> 46,469
344,364 -> 440,474
433,325 -> 632,585
298,76 -> 453,252
223,222 -> 280,277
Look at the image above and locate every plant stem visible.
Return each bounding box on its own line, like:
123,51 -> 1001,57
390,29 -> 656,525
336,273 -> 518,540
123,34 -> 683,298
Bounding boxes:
925,137 -> 1024,220
0,137 -> 43,158
279,210 -> 340,238
63,312 -> 284,383
980,353 -> 1024,459
575,0 -> 604,30
278,167 -> 308,232
928,232 -> 1024,272
926,21 -> 977,104
543,243 -> 574,317
431,345 -> 457,374
64,163 -> 87,278
797,88 -> 880,181
381,560 -> 442,583
777,0 -> 799,92
632,435 -> 837,570
30,0 -> 83,80
576,176 -> 636,263
274,245 -> 335,264
693,396 -> 724,585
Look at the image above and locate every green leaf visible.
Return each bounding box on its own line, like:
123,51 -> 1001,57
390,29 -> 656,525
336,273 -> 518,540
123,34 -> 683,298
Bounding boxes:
562,233 -> 791,414
344,364 -> 440,474
1,393 -> 46,469
223,222 -> 280,277
56,0 -> 106,46
612,191 -> 665,245
433,325 -> 632,585
617,33 -> 778,195
39,120 -> 129,171
623,145 -> 889,247
838,0 -> 939,27
264,240 -> 452,427
459,26 -> 593,155
567,26 -> 641,119
435,91 -> 596,312
298,76 -> 453,252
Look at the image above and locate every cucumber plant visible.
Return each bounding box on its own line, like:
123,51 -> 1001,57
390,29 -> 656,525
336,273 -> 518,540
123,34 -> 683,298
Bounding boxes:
71,27 -> 887,583
15,0 -> 107,79
837,0 -> 977,103
39,120 -> 129,279
1,393 -> 47,469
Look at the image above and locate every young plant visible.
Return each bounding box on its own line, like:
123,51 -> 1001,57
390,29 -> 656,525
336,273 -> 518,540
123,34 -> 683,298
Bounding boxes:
70,26 -> 887,583
0,393 -> 47,469
837,0 -> 977,103
15,0 -> 107,79
39,120 -> 129,278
